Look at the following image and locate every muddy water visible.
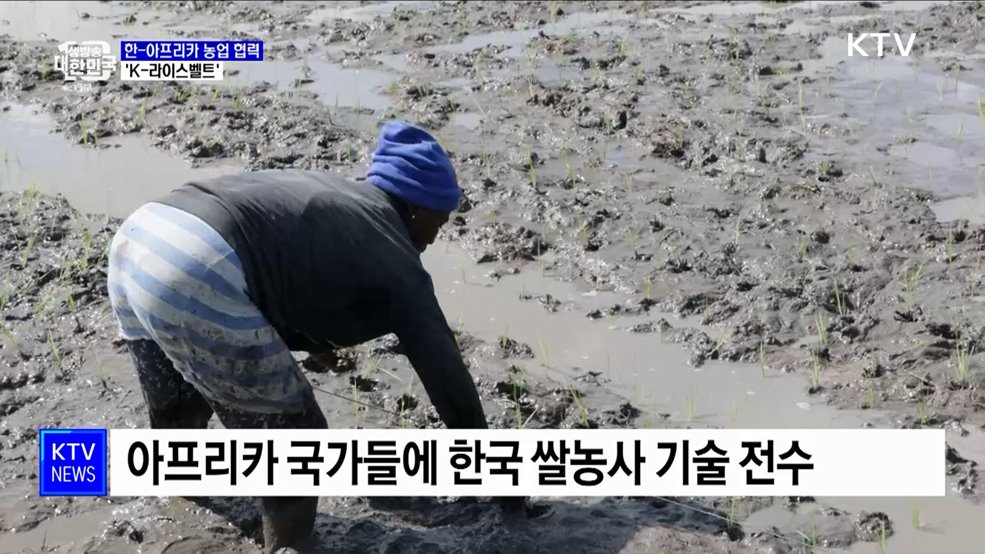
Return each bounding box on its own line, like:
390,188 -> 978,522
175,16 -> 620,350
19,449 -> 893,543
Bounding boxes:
223,55 -> 397,110
0,1 -> 122,42
422,245 -> 985,554
307,1 -> 437,25
0,0 -> 222,43
0,1 -> 399,112
428,9 -> 632,56
2,101 -> 980,551
0,102 -> 243,218
794,29 -> 985,223
932,194 -> 985,225
426,242 -> 873,430
656,0 -> 952,16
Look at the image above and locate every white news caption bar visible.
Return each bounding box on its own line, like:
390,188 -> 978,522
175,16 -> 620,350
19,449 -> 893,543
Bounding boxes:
120,61 -> 224,81
109,429 -> 945,497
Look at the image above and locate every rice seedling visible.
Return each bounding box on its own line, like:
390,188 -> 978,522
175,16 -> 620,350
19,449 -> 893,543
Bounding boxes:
19,182 -> 39,218
0,324 -> 18,352
759,340 -> 767,378
735,138 -> 747,162
527,150 -> 537,188
643,276 -> 652,298
969,254 -> 984,294
979,95 -> 985,118
685,389 -> 696,422
48,331 -> 64,376
917,398 -> 930,425
65,290 -> 82,327
945,226 -> 956,265
539,338 -> 551,367
232,92 -> 243,110
360,353 -> 384,380
726,497 -> 740,532
833,280 -> 846,316
813,312 -> 828,346
902,260 -> 927,309
352,380 -> 362,427
796,238 -> 808,262
878,520 -> 888,554
569,386 -> 589,427
549,0 -> 561,26
35,288 -> 57,319
135,102 -> 147,129
954,343 -> 974,384
864,385 -> 876,409
867,165 -> 880,188
20,232 -> 36,268
711,328 -> 731,357
797,80 -> 804,114
79,118 -> 92,146
911,503 -> 921,530
809,353 -> 822,391
354,96 -> 362,131
797,519 -> 819,553
511,367 -> 527,429
39,56 -> 51,81
173,87 -> 192,104
592,59 -> 603,88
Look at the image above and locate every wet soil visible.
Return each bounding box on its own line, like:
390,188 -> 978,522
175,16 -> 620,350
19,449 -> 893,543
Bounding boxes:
1,1 -> 984,553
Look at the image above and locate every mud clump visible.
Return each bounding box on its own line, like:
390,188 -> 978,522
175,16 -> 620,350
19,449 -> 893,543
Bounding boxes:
854,511 -> 893,543
494,337 -> 535,359
467,223 -> 552,264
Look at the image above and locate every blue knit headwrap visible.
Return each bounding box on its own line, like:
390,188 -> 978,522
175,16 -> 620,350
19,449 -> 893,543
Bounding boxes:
366,120 -> 461,213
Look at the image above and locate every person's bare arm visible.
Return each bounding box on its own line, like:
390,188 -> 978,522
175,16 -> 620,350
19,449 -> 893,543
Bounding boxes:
391,274 -> 532,511
391,275 -> 487,429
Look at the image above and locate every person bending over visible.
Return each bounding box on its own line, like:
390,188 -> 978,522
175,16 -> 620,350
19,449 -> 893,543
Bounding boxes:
107,121 -> 516,553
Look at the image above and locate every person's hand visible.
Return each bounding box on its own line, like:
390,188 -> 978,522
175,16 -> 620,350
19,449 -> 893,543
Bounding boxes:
494,496 -> 527,515
302,350 -> 340,373
310,351 -> 339,366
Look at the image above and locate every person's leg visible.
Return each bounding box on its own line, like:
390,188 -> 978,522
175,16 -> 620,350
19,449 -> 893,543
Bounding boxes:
107,214 -> 214,430
208,390 -> 326,554
109,201 -> 325,553
125,338 -> 214,429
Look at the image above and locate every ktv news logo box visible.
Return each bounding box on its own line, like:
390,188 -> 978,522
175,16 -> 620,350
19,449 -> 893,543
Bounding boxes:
38,428 -> 108,496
